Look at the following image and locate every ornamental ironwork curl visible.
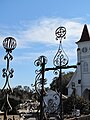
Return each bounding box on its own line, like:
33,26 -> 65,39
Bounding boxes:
3,37 -> 17,51
35,72 -> 42,95
34,56 -> 47,96
35,73 -> 47,95
53,43 -> 69,67
2,37 -> 17,113
34,55 -> 47,67
2,67 -> 14,90
44,90 -> 60,114
55,26 -> 66,41
53,27 -> 69,67
2,46 -> 15,91
53,69 -> 59,75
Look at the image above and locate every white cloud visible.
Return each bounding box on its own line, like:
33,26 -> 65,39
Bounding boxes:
0,17 -> 89,65
0,36 -> 6,47
18,18 -> 84,45
0,17 -> 87,48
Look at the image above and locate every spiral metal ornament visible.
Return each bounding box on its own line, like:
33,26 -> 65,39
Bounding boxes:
3,37 -> 17,51
1,37 -> 17,115
35,73 -> 47,95
55,26 -> 66,41
34,55 -> 47,67
35,72 -> 42,95
2,67 -> 14,90
53,69 -> 59,75
44,90 -> 60,114
2,37 -> 16,91
34,56 -> 47,95
53,43 -> 69,67
53,27 -> 69,67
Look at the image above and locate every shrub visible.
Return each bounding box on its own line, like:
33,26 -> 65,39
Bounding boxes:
63,95 -> 89,115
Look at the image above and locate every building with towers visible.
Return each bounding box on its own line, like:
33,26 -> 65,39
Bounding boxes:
67,24 -> 90,100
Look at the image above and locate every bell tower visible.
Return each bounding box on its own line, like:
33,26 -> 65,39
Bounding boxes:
76,24 -> 90,99
67,24 -> 90,100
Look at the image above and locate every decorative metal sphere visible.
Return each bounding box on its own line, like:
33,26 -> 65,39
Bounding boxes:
3,37 -> 17,51
55,26 -> 66,40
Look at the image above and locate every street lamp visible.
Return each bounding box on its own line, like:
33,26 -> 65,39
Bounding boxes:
2,37 -> 17,120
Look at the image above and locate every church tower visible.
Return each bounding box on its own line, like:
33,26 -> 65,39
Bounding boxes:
67,24 -> 90,100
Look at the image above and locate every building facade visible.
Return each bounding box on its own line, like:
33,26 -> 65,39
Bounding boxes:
67,24 -> 90,100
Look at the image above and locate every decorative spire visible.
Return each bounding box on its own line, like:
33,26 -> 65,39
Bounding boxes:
76,24 -> 90,43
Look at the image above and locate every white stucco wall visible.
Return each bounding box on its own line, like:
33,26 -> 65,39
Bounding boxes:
67,40 -> 90,98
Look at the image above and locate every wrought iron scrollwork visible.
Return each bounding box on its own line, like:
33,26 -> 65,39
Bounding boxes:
55,26 -> 66,41
53,26 -> 69,67
53,27 -> 69,120
53,43 -> 69,67
3,37 -> 17,51
2,53 -> 14,90
34,56 -> 47,95
33,26 -> 77,120
34,56 -> 48,120
2,37 -> 17,113
34,55 -> 47,67
44,90 -> 60,114
2,37 -> 16,91
35,72 -> 42,95
35,74 -> 47,96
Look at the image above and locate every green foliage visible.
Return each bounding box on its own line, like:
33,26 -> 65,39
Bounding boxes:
50,71 -> 74,95
0,85 -> 33,114
63,95 -> 90,115
12,85 -> 33,102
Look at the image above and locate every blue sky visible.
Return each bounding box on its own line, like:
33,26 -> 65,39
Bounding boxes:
0,0 -> 90,89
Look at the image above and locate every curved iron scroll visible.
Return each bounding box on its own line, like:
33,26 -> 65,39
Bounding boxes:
53,42 -> 69,67
53,27 -> 68,120
53,26 -> 69,67
34,55 -> 47,67
55,26 -> 66,41
2,37 -> 17,113
34,56 -> 47,95
2,51 -> 14,91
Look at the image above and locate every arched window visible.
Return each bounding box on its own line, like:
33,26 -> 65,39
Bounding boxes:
83,62 -> 88,72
